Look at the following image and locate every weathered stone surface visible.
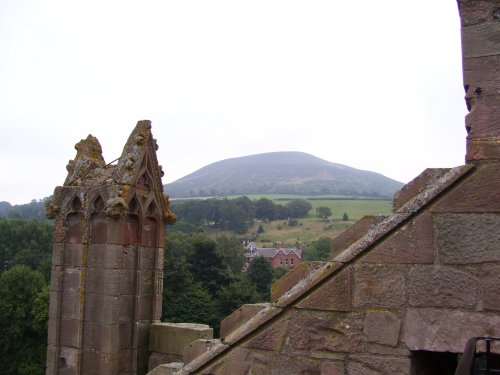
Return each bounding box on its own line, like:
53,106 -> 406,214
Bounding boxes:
436,213 -> 500,264
149,323 -> 213,356
287,310 -> 363,353
347,355 -> 411,375
199,347 -> 266,375
463,55 -> 500,115
478,264 -> 500,311
242,315 -> 289,351
331,216 -> 386,258
296,267 -> 351,311
467,137 -> 500,163
62,244 -> 83,267
431,163 -> 500,212
361,213 -> 434,264
268,354 -> 329,375
220,303 -> 267,339
83,294 -> 120,323
271,261 -> 326,302
408,266 -> 478,308
464,94 -> 500,141
320,361 -> 345,374
223,305 -> 283,346
183,339 -> 221,364
402,308 -> 500,353
458,0 -> 499,26
353,264 -> 406,308
87,244 -> 124,269
393,168 -> 450,211
363,310 -> 401,347
462,22 -> 500,58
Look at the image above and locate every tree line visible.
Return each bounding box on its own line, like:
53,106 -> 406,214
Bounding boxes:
170,197 -> 312,233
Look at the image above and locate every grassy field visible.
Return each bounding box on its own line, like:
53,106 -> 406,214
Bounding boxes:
206,194 -> 393,248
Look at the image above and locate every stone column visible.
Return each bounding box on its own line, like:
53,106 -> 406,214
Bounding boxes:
46,121 -> 175,375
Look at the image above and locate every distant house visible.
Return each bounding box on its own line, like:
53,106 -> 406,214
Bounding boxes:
244,242 -> 302,269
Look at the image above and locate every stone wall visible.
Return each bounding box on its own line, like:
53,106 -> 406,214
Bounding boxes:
175,161 -> 500,375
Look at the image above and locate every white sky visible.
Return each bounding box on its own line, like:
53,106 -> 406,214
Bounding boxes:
0,0 -> 467,205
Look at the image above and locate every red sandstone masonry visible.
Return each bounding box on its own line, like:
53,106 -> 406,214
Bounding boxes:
46,121 -> 174,375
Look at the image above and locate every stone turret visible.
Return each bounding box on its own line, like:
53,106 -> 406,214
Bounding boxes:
458,0 -> 500,162
45,120 -> 175,375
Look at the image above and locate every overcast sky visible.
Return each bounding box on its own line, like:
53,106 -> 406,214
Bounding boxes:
0,0 -> 467,205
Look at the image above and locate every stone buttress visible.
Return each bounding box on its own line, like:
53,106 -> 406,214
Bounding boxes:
45,120 -> 175,375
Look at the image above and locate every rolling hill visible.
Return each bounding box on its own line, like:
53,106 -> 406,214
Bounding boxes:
164,152 -> 403,198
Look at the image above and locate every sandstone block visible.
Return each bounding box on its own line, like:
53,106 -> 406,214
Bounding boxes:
353,264 -> 406,308
59,319 -> 79,347
117,295 -> 134,323
220,303 -> 267,340
467,137 -> 500,163
361,213 -> 434,264
50,266 -> 63,292
347,355 -> 411,375
52,243 -> 64,266
464,94 -> 500,140
65,213 -> 85,244
478,265 -> 500,311
296,267 -> 351,311
138,246 -> 157,270
138,294 -> 153,320
431,163 -> 500,212
462,22 -> 500,58
268,355 -> 322,375
436,213 -> 500,264
88,244 -> 124,269
320,361 -> 345,374
463,55 -> 500,111
149,323 -> 213,357
60,291 -> 80,320
402,308 -> 500,353
363,310 -> 401,347
119,323 -> 134,350
61,267 -> 81,293
123,246 -> 138,269
58,347 -> 80,373
393,169 -> 450,211
408,265 -> 478,308
83,294 -> 119,323
458,0 -> 499,26
242,316 -> 289,351
287,310 -> 363,353
90,214 -> 109,244
137,270 -> 155,294
331,216 -> 386,258
62,244 -> 83,267
271,261 -> 326,302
